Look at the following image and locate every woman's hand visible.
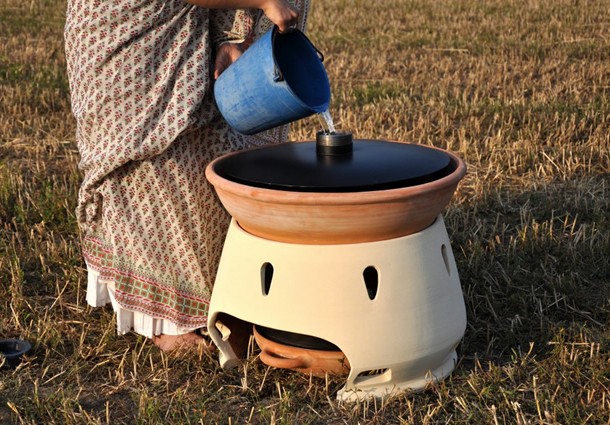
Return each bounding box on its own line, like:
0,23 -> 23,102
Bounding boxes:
259,0 -> 298,33
212,0 -> 299,78
187,0 -> 299,33
214,42 -> 245,79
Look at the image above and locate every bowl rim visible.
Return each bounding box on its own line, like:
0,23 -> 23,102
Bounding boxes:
206,141 -> 467,205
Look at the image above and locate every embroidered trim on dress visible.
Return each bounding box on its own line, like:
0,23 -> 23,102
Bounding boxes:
86,263 -> 202,338
83,236 -> 210,329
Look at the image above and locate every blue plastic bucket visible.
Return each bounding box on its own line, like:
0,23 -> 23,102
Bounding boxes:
214,27 -> 331,135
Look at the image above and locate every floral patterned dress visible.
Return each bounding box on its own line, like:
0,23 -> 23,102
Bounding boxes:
64,0 -> 309,337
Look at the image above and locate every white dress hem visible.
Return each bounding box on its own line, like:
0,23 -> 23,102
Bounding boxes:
86,263 -> 199,338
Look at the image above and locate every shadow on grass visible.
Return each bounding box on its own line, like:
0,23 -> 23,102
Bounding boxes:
451,174 -> 609,368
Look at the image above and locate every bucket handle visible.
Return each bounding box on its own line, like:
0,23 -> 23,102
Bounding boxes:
271,26 -> 325,82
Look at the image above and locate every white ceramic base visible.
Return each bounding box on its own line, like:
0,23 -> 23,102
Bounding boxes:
336,350 -> 457,402
208,216 -> 466,401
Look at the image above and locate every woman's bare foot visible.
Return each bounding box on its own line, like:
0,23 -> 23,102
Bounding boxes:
152,331 -> 212,352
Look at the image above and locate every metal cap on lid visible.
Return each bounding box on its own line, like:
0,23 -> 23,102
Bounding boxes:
316,131 -> 354,156
214,133 -> 456,192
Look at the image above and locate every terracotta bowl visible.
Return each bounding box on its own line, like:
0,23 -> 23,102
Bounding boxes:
253,326 -> 350,377
205,142 -> 466,244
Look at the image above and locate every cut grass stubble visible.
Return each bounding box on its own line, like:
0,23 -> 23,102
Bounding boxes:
1,0 -> 609,423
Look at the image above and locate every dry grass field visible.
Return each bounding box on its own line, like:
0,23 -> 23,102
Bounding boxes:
1,0 -> 609,423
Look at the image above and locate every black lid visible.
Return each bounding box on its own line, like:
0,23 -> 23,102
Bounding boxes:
255,325 -> 340,351
214,137 -> 455,192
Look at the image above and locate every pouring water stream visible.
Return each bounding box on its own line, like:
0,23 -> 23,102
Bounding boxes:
318,108 -> 336,134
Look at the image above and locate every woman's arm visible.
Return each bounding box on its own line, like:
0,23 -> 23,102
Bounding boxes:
186,0 -> 298,32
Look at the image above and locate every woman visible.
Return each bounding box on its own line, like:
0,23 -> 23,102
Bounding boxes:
64,0 -> 309,350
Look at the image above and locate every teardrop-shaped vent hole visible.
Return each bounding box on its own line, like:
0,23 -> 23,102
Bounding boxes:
363,266 -> 378,300
441,244 -> 451,276
261,262 -> 274,296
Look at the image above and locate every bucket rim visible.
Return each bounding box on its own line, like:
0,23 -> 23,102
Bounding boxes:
270,26 -> 331,112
